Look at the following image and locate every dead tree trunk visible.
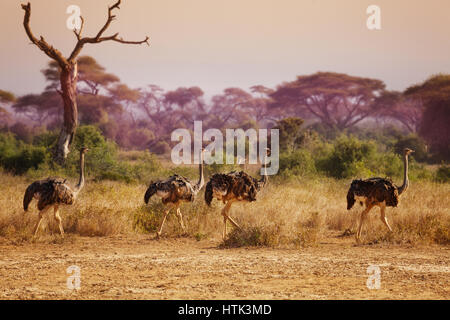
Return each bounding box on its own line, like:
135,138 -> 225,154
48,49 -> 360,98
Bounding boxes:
21,1 -> 149,164
56,63 -> 78,163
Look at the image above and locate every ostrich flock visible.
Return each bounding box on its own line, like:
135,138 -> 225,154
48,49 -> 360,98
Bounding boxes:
22,147 -> 414,243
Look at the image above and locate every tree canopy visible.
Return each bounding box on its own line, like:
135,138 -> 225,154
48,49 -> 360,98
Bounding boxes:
405,74 -> 450,160
270,72 -> 388,130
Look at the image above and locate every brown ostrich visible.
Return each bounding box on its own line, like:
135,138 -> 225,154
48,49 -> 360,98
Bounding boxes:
346,148 -> 414,242
144,149 -> 205,238
23,147 -> 89,238
205,150 -> 269,239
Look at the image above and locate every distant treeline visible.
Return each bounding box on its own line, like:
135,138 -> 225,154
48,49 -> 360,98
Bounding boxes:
0,56 -> 449,162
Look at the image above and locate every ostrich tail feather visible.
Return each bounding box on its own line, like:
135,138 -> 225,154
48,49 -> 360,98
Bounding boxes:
144,183 -> 157,204
204,181 -> 213,206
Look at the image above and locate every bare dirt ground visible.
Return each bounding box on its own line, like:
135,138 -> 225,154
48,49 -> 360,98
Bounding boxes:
0,234 -> 448,300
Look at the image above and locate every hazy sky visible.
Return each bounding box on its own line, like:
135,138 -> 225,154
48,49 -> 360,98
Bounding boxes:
1,0 -> 449,97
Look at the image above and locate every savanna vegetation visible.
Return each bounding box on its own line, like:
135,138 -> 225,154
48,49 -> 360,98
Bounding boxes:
0,56 -> 449,247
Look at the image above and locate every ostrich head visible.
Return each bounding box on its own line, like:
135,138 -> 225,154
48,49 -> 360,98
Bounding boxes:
80,147 -> 90,154
404,148 -> 414,156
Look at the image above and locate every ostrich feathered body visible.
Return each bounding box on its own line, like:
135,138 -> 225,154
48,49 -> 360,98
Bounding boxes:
346,177 -> 399,210
23,178 -> 75,211
205,171 -> 263,206
144,174 -> 197,205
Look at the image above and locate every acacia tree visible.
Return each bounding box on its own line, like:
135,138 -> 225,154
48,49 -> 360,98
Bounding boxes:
208,88 -> 254,129
108,83 -> 141,124
21,1 -> 149,163
405,74 -> 450,160
245,85 -> 275,125
13,91 -> 62,124
377,91 -> 424,133
270,72 -> 387,130
164,87 -> 206,125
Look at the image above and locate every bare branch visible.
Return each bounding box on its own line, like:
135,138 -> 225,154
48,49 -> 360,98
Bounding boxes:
68,0 -> 149,61
73,16 -> 85,41
21,2 -> 68,66
95,0 -> 121,40
99,35 -> 150,45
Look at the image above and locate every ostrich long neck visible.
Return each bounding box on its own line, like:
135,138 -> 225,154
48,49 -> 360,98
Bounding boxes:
74,152 -> 86,195
194,152 -> 204,193
398,154 -> 409,195
259,156 -> 268,188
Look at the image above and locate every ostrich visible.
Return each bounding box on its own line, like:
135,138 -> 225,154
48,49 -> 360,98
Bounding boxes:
346,148 -> 414,242
23,147 -> 89,238
144,149 -> 205,238
205,150 -> 269,239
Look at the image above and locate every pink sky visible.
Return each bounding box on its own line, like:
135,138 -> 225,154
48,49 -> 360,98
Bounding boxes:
1,0 -> 449,97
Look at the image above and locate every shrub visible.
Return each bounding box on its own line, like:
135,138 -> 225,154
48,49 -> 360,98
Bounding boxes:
318,136 -> 376,178
128,128 -> 155,150
9,122 -> 33,143
279,149 -> 316,178
371,151 -> 403,179
436,165 -> 450,183
2,147 -> 48,175
28,126 -> 167,184
150,140 -> 171,155
133,204 -> 165,233
221,226 -> 277,248
273,117 -> 304,152
394,134 -> 428,162
0,133 -> 48,174
33,130 -> 58,149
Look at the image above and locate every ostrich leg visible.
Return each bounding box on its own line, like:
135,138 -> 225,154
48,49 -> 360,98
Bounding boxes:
356,204 -> 373,242
53,205 -> 65,237
380,204 -> 392,232
157,205 -> 172,238
33,206 -> 50,237
175,205 -> 186,233
221,200 -> 241,239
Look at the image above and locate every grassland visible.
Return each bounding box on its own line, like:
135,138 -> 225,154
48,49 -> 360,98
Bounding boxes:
0,170 -> 449,299
0,171 -> 448,246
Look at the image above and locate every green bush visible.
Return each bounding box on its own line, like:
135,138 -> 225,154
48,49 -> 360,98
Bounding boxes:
0,133 -> 48,174
318,136 -> 376,179
435,165 -> 450,183
371,152 -> 403,179
394,134 -> 428,162
33,130 -> 58,149
279,149 -> 316,178
29,126 -> 167,183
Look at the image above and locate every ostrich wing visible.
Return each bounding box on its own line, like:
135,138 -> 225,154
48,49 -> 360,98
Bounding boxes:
24,177 -> 68,211
347,178 -> 398,210
37,178 -> 75,210
234,171 -> 259,202
205,173 -> 231,206
205,171 -> 259,205
145,174 -> 195,204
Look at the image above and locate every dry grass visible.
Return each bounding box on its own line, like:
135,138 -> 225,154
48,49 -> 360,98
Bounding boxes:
0,172 -> 448,246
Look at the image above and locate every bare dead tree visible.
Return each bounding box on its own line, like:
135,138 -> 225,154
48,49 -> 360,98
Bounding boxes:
21,1 -> 149,163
